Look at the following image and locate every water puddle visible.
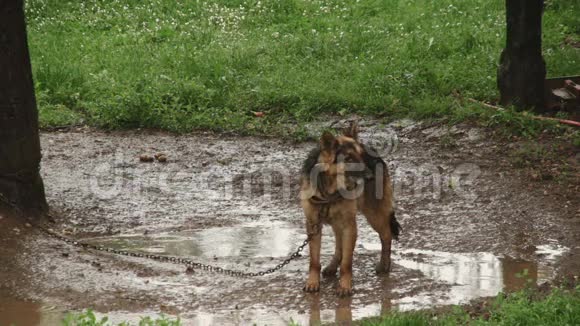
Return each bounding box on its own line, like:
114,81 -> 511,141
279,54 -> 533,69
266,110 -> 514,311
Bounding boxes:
85,221 -> 303,258
0,299 -> 62,326
391,248 -> 562,310
80,222 -> 570,325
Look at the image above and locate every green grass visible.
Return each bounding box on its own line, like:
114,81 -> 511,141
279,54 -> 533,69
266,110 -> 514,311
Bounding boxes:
62,310 -> 180,326
360,285 -> 580,326
26,0 -> 580,136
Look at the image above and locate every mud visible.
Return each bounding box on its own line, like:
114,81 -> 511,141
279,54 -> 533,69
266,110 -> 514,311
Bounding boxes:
1,121 -> 579,325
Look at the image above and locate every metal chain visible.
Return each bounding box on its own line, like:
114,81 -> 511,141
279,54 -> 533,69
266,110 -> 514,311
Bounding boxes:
38,225 -> 313,278
0,193 -> 324,278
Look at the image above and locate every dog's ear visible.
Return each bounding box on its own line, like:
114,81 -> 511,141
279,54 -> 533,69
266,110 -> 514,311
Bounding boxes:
320,131 -> 336,151
343,121 -> 359,140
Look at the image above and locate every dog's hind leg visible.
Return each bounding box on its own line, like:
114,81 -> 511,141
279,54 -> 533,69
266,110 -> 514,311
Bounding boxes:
362,206 -> 395,275
322,223 -> 342,277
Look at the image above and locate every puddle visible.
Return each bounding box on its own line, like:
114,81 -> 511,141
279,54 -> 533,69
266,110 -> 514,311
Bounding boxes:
81,222 -> 569,324
391,249 -> 563,310
359,238 -> 567,309
0,299 -> 62,326
85,221 -> 303,258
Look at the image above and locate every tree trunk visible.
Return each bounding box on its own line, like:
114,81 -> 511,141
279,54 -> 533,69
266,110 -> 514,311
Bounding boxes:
497,0 -> 546,112
0,0 -> 47,215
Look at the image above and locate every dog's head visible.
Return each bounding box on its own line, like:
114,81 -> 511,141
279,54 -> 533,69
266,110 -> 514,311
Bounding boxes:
301,122 -> 374,199
318,122 -> 365,177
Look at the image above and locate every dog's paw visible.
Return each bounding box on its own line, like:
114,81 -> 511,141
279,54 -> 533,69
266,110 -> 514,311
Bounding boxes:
303,280 -> 320,293
336,285 -> 353,297
336,278 -> 353,297
322,265 -> 338,277
375,261 -> 391,275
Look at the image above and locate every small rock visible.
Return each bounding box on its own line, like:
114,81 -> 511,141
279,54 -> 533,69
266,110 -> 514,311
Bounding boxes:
449,125 -> 462,134
61,252 -> 70,258
467,129 -> 483,142
389,118 -> 416,129
217,158 -> 230,165
24,223 -> 32,228
139,155 -> 154,163
156,155 -> 168,163
424,126 -> 448,140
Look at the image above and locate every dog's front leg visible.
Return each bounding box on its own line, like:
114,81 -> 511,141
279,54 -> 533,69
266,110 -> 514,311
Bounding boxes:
337,221 -> 357,296
322,224 -> 342,277
304,221 -> 322,292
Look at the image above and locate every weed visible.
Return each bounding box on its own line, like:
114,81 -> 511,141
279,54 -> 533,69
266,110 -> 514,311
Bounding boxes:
512,143 -> 551,168
439,132 -> 457,149
62,310 -> 180,326
361,286 -> 580,326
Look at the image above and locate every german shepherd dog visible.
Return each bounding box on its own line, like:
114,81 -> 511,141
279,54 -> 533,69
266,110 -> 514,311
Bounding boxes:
300,122 -> 400,296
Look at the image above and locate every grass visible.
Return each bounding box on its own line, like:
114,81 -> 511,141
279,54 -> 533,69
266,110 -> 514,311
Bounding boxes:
62,310 -> 179,326
361,285 -> 580,326
25,0 -> 579,137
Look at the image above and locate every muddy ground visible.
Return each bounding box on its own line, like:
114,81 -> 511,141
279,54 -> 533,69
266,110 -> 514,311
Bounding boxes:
1,120 -> 579,325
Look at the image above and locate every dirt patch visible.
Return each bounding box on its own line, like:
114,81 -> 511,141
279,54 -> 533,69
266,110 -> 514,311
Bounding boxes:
563,36 -> 580,49
1,121 -> 578,325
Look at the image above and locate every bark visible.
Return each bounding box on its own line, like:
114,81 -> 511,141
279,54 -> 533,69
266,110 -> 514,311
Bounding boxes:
497,0 -> 546,112
0,0 -> 47,215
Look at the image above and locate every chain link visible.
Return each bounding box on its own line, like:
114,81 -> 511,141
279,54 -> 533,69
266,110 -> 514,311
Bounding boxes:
0,193 -> 324,278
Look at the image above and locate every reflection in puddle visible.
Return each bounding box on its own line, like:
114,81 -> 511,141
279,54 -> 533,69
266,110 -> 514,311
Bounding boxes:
536,243 -> 568,260
315,296 -> 394,326
86,224 -> 568,325
87,221 -> 302,258
0,299 -> 62,326
396,250 -> 503,308
355,240 -> 567,310
393,249 -> 545,309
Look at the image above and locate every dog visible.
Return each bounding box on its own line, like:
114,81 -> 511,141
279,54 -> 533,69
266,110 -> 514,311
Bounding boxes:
300,122 -> 400,296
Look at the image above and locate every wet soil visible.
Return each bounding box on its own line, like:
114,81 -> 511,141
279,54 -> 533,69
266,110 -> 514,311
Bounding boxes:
1,121 -> 578,325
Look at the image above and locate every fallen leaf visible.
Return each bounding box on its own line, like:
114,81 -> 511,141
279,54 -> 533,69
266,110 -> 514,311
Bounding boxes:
252,111 -> 265,118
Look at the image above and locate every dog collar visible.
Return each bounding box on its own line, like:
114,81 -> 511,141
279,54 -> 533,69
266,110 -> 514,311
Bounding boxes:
309,192 -> 343,205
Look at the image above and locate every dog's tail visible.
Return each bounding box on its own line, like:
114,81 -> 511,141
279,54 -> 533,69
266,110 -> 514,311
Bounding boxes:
390,211 -> 402,241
